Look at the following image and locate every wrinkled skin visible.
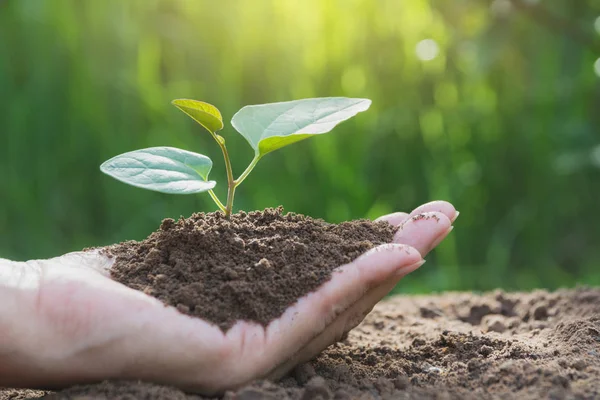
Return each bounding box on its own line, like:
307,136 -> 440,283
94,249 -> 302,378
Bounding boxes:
0,201 -> 457,395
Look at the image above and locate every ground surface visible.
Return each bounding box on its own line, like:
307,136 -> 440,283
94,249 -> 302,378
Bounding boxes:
2,287 -> 599,399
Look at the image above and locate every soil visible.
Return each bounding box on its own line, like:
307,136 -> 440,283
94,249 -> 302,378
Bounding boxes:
107,207 -> 397,331
3,288 -> 599,399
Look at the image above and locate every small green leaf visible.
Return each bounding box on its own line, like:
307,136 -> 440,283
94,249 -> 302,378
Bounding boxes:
100,147 -> 216,194
230,97 -> 371,157
215,134 -> 226,146
172,99 -> 224,134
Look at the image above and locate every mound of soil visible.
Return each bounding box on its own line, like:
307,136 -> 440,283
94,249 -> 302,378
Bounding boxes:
107,207 -> 396,331
4,288 -> 599,399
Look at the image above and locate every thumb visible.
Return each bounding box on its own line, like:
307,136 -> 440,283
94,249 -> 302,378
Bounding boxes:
261,244 -> 424,368
38,249 -> 115,276
263,244 -> 424,380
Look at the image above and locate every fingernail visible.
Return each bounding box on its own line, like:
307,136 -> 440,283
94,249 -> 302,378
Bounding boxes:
451,211 -> 460,223
428,225 -> 454,254
395,259 -> 426,277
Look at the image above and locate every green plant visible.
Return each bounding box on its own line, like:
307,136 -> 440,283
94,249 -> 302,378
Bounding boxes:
100,97 -> 371,217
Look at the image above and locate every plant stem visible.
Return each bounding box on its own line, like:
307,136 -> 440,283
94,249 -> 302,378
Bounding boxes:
208,189 -> 226,213
218,154 -> 262,217
215,140 -> 236,217
215,144 -> 261,217
225,184 -> 236,217
235,154 -> 261,186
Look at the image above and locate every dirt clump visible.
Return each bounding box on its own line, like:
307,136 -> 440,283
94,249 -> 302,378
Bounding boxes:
107,207 -> 396,331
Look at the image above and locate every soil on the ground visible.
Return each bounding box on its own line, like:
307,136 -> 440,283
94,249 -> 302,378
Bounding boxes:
3,288 -> 599,399
107,207 -> 397,331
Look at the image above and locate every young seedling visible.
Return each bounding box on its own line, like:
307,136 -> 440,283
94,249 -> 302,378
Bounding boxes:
100,97 -> 371,217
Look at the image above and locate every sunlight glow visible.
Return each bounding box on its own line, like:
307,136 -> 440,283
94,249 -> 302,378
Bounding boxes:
416,39 -> 439,61
591,144 -> 600,168
594,58 -> 600,77
490,0 -> 512,17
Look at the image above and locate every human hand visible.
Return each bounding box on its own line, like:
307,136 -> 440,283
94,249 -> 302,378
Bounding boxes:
0,201 -> 457,394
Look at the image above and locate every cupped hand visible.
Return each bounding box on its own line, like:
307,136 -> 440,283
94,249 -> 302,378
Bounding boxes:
0,201 -> 457,394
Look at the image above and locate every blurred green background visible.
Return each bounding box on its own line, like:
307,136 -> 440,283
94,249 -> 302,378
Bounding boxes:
1,0 -> 599,293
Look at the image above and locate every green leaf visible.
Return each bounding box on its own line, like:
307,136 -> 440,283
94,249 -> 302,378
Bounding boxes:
230,97 -> 371,157
100,147 -> 216,194
172,99 -> 224,134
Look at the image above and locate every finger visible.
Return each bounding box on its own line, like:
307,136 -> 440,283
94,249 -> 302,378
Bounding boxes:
375,201 -> 458,228
408,200 -> 458,224
253,244 -> 423,375
374,212 -> 409,226
394,211 -> 452,256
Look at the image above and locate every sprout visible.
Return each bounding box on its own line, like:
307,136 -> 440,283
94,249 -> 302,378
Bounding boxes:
100,97 -> 371,217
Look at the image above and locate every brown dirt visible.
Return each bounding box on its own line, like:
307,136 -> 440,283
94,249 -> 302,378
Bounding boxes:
3,288 -> 599,399
107,207 -> 397,331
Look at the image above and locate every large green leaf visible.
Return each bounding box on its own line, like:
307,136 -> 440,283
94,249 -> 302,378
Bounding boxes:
230,97 -> 371,157
100,147 -> 216,194
172,99 -> 224,134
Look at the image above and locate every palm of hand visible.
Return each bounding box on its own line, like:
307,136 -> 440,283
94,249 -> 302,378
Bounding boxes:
1,201 -> 456,394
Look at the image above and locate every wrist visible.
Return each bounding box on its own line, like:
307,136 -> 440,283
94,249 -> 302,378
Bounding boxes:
0,259 -> 51,386
0,257 -> 132,388
0,259 -> 35,350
